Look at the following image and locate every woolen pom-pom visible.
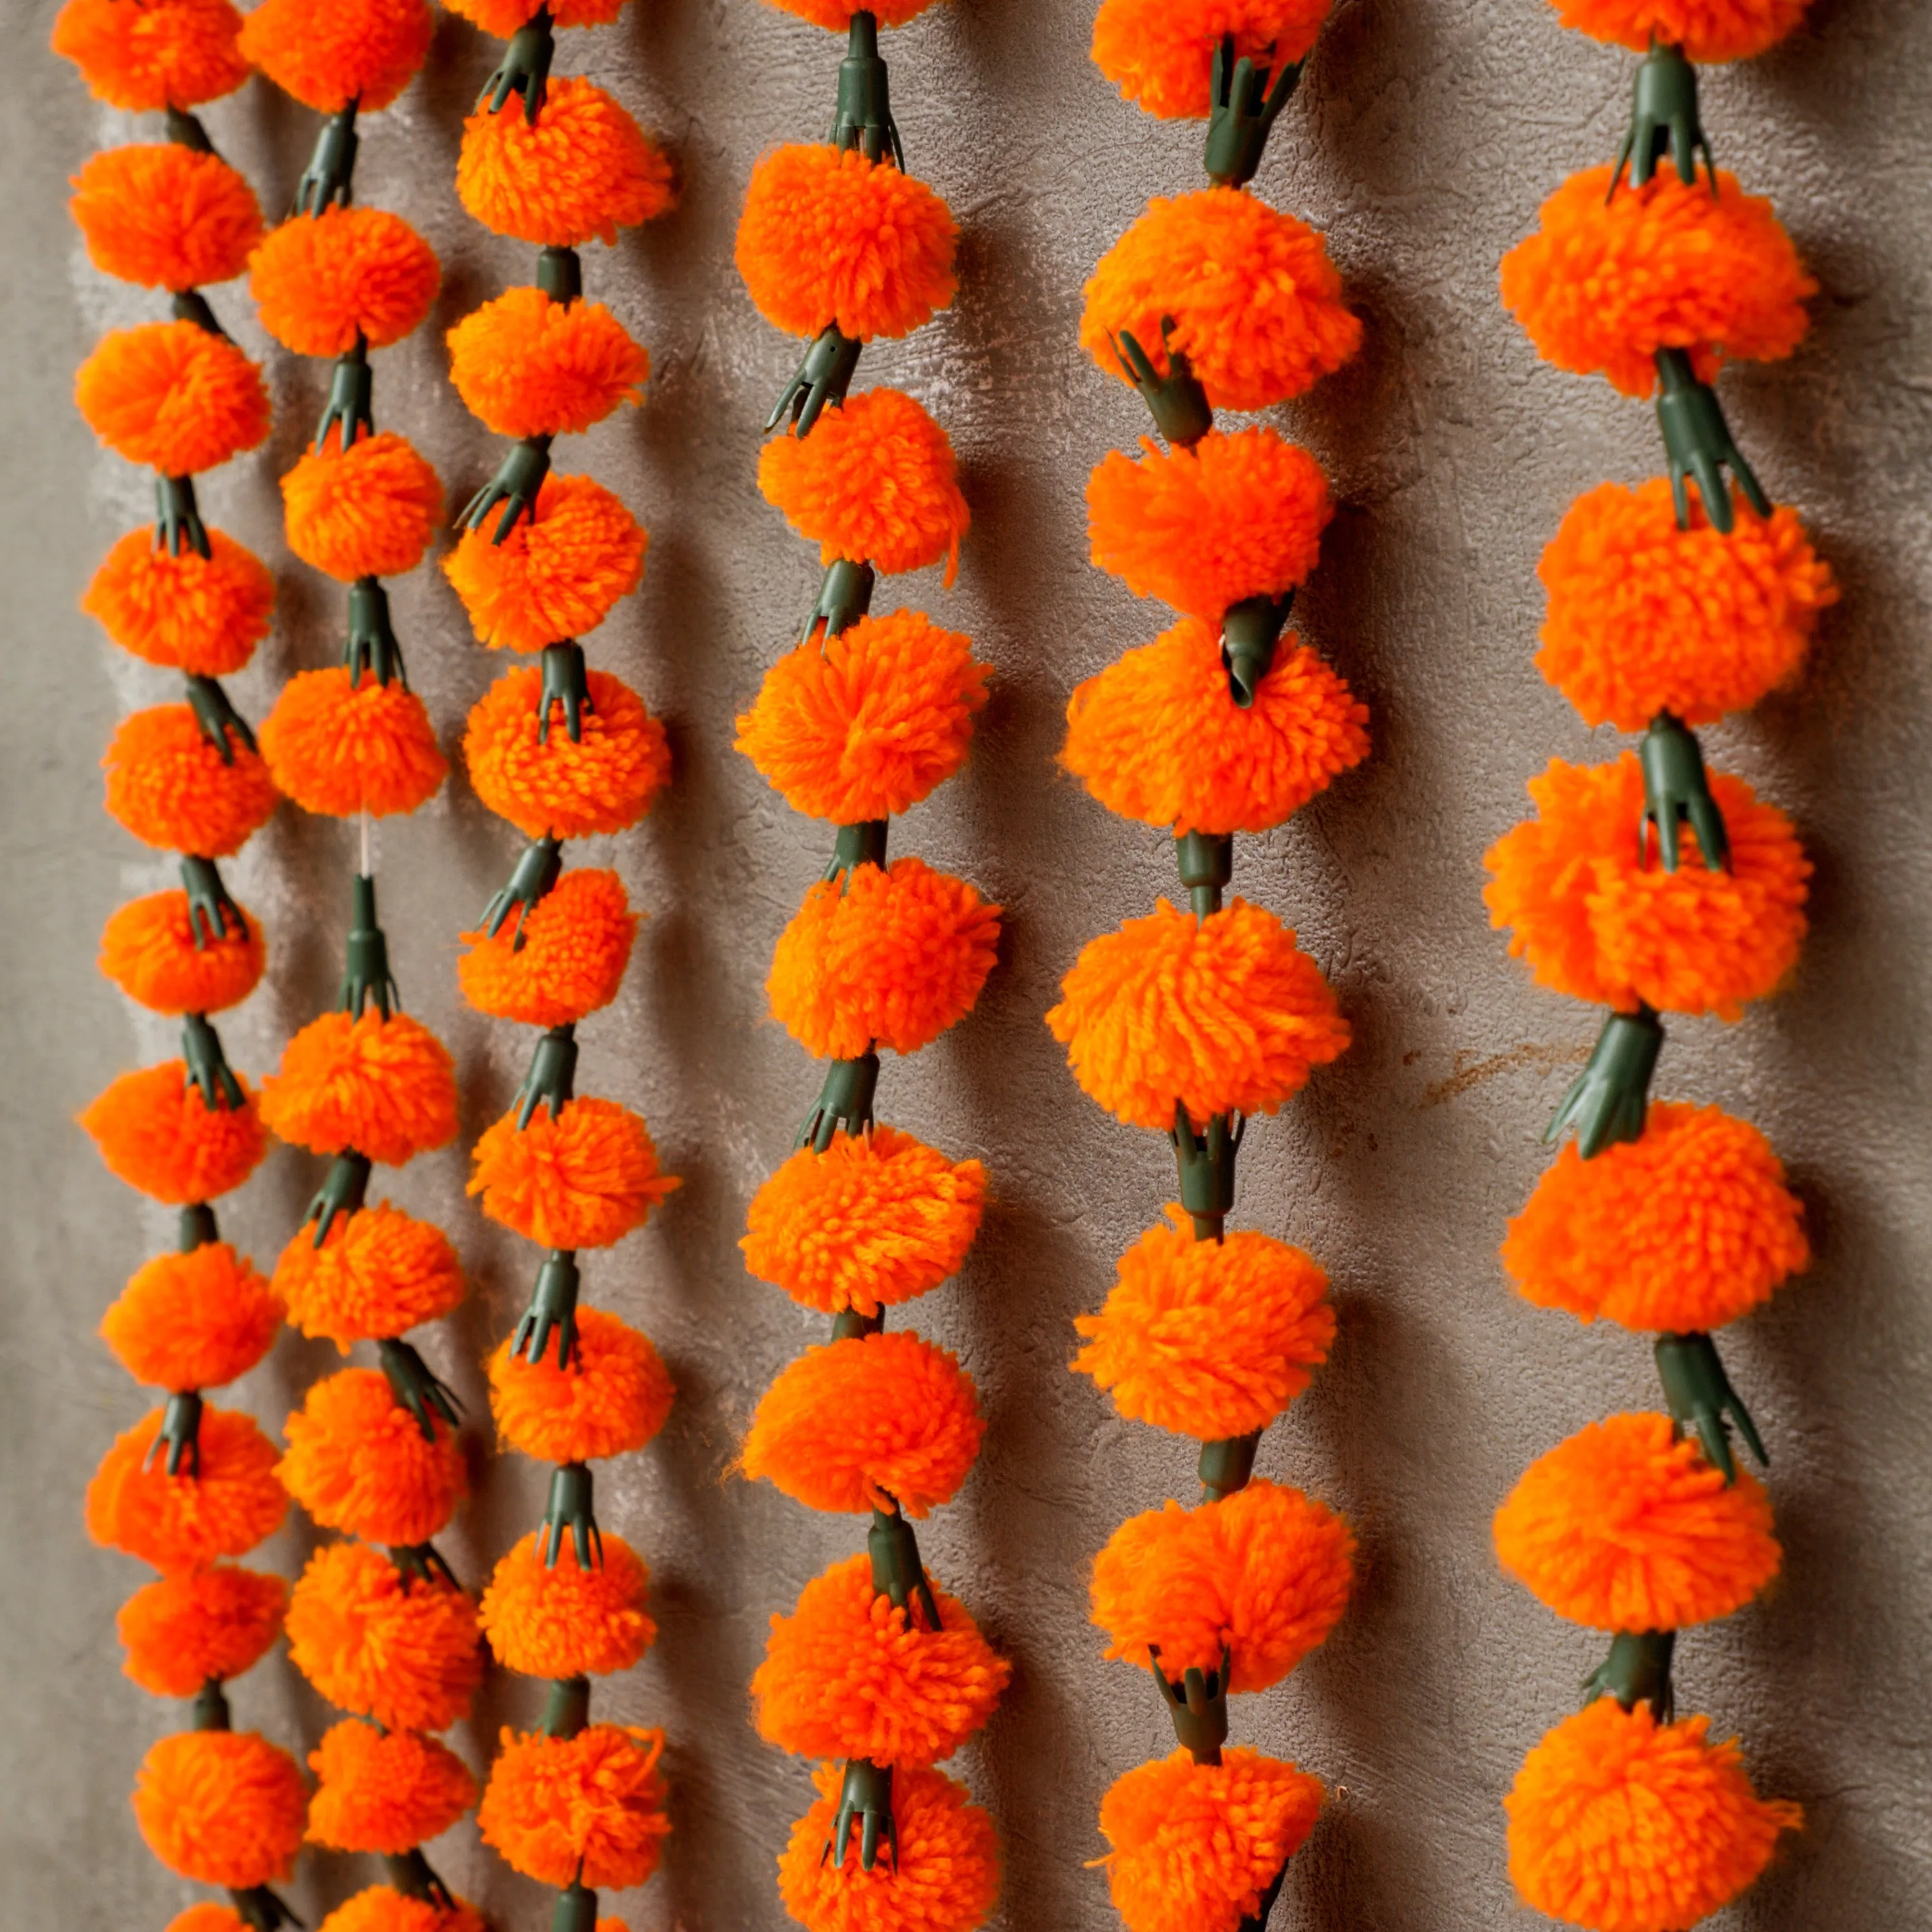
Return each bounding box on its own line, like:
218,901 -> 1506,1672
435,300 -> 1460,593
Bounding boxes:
1063,618 -> 1368,835
444,471 -> 646,652
1082,189 -> 1360,412
469,1097 -> 676,1250
1075,1207 -> 1334,1439
119,1564 -> 287,1696
480,1532 -> 656,1678
274,1204 -> 466,1348
1048,898 -> 1349,1131
80,1061 -> 268,1204
737,610 -> 989,822
1482,753 -> 1810,1019
133,1729 -> 307,1888
759,388 -> 969,582
260,1009 -> 459,1166
753,1552 -> 1010,1766
780,1761 -> 999,1932
259,668 -> 448,819
1505,1101 -> 1808,1331
1501,167 -> 1813,398
285,1542 -> 482,1734
740,1331 -> 984,1518
488,1307 -> 674,1463
478,1724 -> 670,1888
75,321 -> 269,475
104,703 -> 277,857
761,0 -> 939,27
1547,0 -> 1812,61
449,287 -> 647,439
250,206 -> 440,356
1537,480 -> 1836,731
464,666 -> 670,840
71,145 -> 262,291
170,1909 -> 249,1932
445,0 -> 630,28
100,887 -> 264,1015
319,1889 -> 489,1932
86,1405 -> 287,1571
743,1125 -> 986,1316
278,1367 -> 467,1546
458,868 -> 639,1028
1093,0 -> 1332,118
1496,1412 -> 1781,1632
1092,1480 -> 1353,1691
84,527 -> 273,674
53,0 -> 249,110
1099,1748 -> 1322,1932
102,1240 -> 279,1388
457,78 -> 675,247
1506,1698 -> 1800,1931
768,858 -> 1001,1060
282,430 -> 442,583
307,1720 -> 477,1855
238,0 -> 431,111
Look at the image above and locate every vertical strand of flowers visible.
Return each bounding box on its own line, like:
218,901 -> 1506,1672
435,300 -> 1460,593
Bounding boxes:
1482,3 -> 1829,1927
1045,5 -> 1369,1929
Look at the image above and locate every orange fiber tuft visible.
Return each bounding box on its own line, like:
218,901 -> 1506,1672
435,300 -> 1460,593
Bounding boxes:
80,1061 -> 268,1204
102,1241 -> 279,1388
1074,1207 -> 1334,1439
1092,1480 -> 1354,1691
133,1729 -> 307,1888
740,1331 -> 984,1518
464,665 -> 670,840
238,0 -> 431,111
84,526 -> 274,675
457,78 -> 675,247
1093,0 -> 1332,118
53,0 -> 249,111
478,1723 -> 670,1889
737,610 -> 989,822
1537,479 -> 1835,731
768,857 -> 1001,1060
468,1097 -> 676,1251
281,430 -> 442,583
780,1761 -> 998,1932
1047,898 -> 1349,1131
273,1204 -> 466,1348
761,0 -> 940,28
100,887 -> 264,1016
250,207 -> 440,356
1505,1101 -> 1808,1331
319,1889 -> 489,1932
278,1367 -> 467,1546
285,1542 -> 482,1734
86,1405 -> 287,1571
1507,1697 -> 1800,1931
259,667 -> 448,819
71,145 -> 262,291
445,0 -> 630,29
169,1909 -> 248,1932
457,868 -> 639,1028
1063,618 -> 1368,835
118,1564 -> 288,1697
759,388 -> 969,582
737,143 -> 956,342
259,1009 -> 459,1166
443,471 -> 646,652
1482,753 -> 1810,1019
753,1552 -> 1010,1766
1501,167 -> 1813,398
488,1307 -> 674,1464
75,321 -> 269,475
1099,1748 -> 1322,1932
448,287 -> 647,439
307,1719 -> 477,1855
1082,189 -> 1360,412
103,703 -> 277,857
1547,0 -> 1813,62
742,1124 -> 986,1316
480,1531 -> 656,1678
1496,1413 -> 1780,1632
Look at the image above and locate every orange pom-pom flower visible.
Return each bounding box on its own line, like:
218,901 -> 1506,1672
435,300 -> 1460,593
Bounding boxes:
274,1204 -> 466,1348
80,1061 -> 268,1204
133,1729 -> 307,1888
1093,0 -> 1332,118
448,287 -> 647,439
478,1723 -> 670,1888
75,321 -> 269,475
488,1307 -> 674,1464
260,1009 -> 459,1166
118,1564 -> 288,1696
444,0 -> 630,28
457,868 -> 639,1028
83,526 -> 273,675
480,1531 -> 655,1678
469,1097 -> 676,1251
759,0 -> 939,28
282,430 -> 442,583
259,667 -> 448,819
238,0 -> 431,111
307,1719 -> 477,1855
102,1240 -> 279,1388
86,1405 -> 287,1571
53,0 -> 250,111
71,145 -> 262,291
317,1889 -> 488,1932
278,1368 -> 467,1546
1546,0 -> 1812,62
250,206 -> 440,356
104,703 -> 277,857
100,887 -> 264,1015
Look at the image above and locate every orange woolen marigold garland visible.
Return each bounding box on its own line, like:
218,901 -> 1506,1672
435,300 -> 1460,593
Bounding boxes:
70,144 -> 263,292
103,703 -> 278,857
133,1728 -> 309,1888
278,1368 -> 468,1546
118,1565 -> 289,1699
100,887 -> 264,1014
480,1532 -> 656,1679
1092,0 -> 1334,118
281,430 -> 442,583
238,0 -> 432,113
458,867 -> 639,1027
249,204 -> 442,357
87,1406 -> 289,1574
259,667 -> 448,819
487,1307 -> 674,1465
52,0 -> 251,112
75,320 -> 270,475
272,1203 -> 467,1348
478,1723 -> 671,1888
468,1097 -> 676,1251
84,525 -> 274,674
260,1008 -> 459,1165
102,1241 -> 279,1388
306,1719 -> 478,1853
80,1061 -> 269,1204
448,286 -> 648,439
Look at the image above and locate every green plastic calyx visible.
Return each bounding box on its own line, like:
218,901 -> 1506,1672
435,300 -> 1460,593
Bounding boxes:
1150,1642 -> 1231,1764
293,100 -> 359,217
179,1202 -> 219,1251
1176,829 -> 1233,918
538,640 -> 593,744
1640,713 -> 1728,873
826,1757 -> 896,1874
805,557 -> 876,644
1612,42 -> 1713,194
831,10 -> 903,169
180,855 -> 246,947
388,1540 -> 459,1588
542,1462 -> 603,1569
1110,321 -> 1213,448
342,873 -> 401,1021
1172,1101 -> 1243,1242
538,246 -> 582,305
384,1850 -> 455,1909
551,1881 -> 598,1932
1204,33 -> 1303,189
541,1672 -> 591,1740
1221,592 -> 1293,708
316,337 -> 374,454
1656,1330 -> 1766,1484
770,323 -> 864,439
193,1678 -> 231,1730
185,674 -> 256,764
1654,349 -> 1768,535
462,434 -> 553,544
227,1889 -> 301,1932
308,1150 -> 372,1245
832,1307 -> 885,1342
1199,1430 -> 1260,1500
182,1012 -> 245,1112
868,1502 -> 940,1630
826,819 -> 889,885
484,6 -> 555,123
165,105 -> 216,154
146,1388 -> 204,1477
171,289 -> 229,341
799,1050 -> 880,1151
482,834 -> 564,947
517,1023 -> 580,1130
514,1249 -> 582,1368
345,576 -> 406,687
379,1336 -> 462,1443
1546,1006 -> 1662,1159
1584,1627 -> 1676,1722
155,472 -> 211,559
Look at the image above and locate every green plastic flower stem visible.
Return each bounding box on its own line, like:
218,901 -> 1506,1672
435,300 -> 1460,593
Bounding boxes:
1109,320 -> 1213,447
867,1502 -> 940,1629
1221,592 -> 1294,708
538,640 -> 593,744
770,322 -> 864,439
1584,1627 -> 1676,1722
228,1888 -> 301,1932
181,1012 -> 245,1112
180,855 -> 246,947
293,100 -> 359,217
164,106 -> 215,155
316,336 -> 374,454
517,1023 -> 580,1130
379,1337 -> 462,1443
192,1678 -> 231,1731
344,575 -> 406,687
551,1882 -> 598,1932
540,1672 -> 591,1740
384,1850 -> 455,1908
185,673 -> 256,764
388,1541 -> 460,1589
826,818 -> 889,884
537,245 -> 582,305
1545,1005 -> 1662,1159
1654,348 -> 1769,534
1172,1101 -> 1242,1242
154,471 -> 209,559
513,1250 -> 583,1369
1198,1430 -> 1261,1500
832,1307 -> 886,1342
1655,1330 -> 1766,1484
1150,1642 -> 1231,1764
1204,33 -> 1304,189
828,1757 -> 896,1873
805,557 -> 875,644
831,10 -> 903,169
308,1150 -> 372,1245
146,1388 -> 204,1476
342,873 -> 401,1021
178,1202 -> 219,1251
482,834 -> 565,945
1176,829 -> 1233,918
461,434 -> 553,543
171,289 -> 229,340
484,6 -> 555,124
1640,713 -> 1729,873
1611,41 -> 1713,194
798,1050 -> 880,1151
541,1462 -> 602,1569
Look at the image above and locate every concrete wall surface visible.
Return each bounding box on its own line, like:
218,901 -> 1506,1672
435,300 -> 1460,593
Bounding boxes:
6,0 -> 1929,1925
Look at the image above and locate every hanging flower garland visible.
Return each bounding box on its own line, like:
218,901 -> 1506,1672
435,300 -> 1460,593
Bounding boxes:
1046,5 -> 1369,1929
58,5 -> 308,1929
730,6 -> 1006,1929
1484,5 -> 1827,1927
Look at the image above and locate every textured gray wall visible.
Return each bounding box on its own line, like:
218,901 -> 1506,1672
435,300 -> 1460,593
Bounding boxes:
8,0 -> 1931,1926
